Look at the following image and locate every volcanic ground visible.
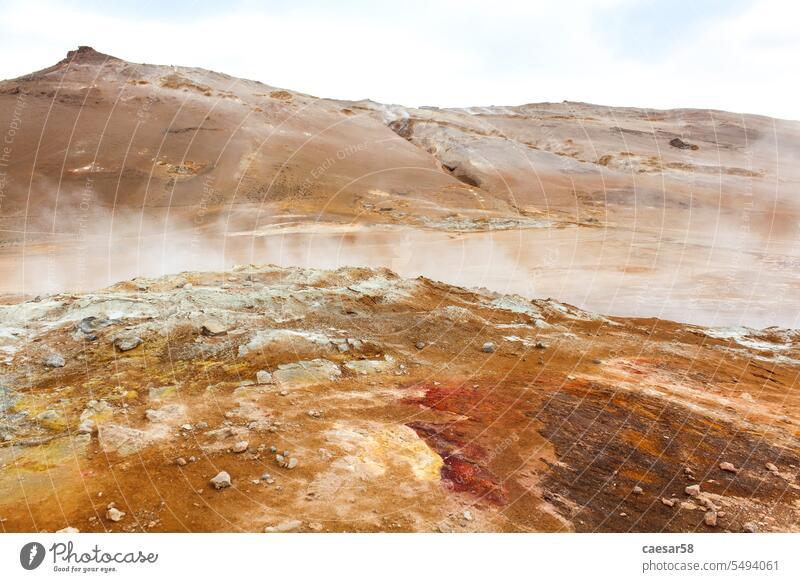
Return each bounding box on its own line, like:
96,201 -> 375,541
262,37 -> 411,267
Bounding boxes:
0,47 -> 799,533
0,265 -> 798,532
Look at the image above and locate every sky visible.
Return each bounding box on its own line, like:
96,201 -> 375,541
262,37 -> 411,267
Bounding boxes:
0,0 -> 798,119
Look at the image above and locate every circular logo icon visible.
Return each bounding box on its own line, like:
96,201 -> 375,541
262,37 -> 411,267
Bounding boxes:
19,542 -> 46,570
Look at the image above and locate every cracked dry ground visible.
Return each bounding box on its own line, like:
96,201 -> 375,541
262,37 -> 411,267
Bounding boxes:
0,266 -> 798,532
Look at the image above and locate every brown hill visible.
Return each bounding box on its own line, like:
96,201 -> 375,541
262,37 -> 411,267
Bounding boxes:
1,47 -> 799,327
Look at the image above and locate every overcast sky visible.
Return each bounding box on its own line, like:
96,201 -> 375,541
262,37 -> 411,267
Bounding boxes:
1,0 -> 798,119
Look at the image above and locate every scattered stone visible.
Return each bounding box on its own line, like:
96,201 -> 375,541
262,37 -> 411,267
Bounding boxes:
56,527 -> 80,533
77,420 -> 96,435
669,137 -> 699,150
680,501 -> 699,511
43,353 -> 66,368
535,342 -> 547,349
704,511 -> 718,527
307,410 -> 322,418
415,341 -> 426,350
273,359 -> 341,388
765,462 -> 779,473
276,454 -> 298,469
232,440 -> 249,453
113,335 -> 143,352
145,404 -> 185,424
210,471 -> 232,490
482,342 -> 495,353
698,496 -> 719,511
742,522 -> 758,533
343,356 -> 395,375
200,319 -> 227,337
77,316 -> 108,335
661,498 -> 675,507
176,457 -> 187,466
256,370 -> 273,385
685,484 -> 701,497
719,462 -> 738,473
632,485 -> 643,495
106,507 -> 125,522
181,423 -> 193,431
463,510 -> 473,521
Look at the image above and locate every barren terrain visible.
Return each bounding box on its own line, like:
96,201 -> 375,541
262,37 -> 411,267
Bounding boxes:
1,266 -> 798,532
0,47 -> 799,533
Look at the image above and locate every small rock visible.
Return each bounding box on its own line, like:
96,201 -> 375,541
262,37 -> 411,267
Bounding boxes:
463,510 -> 473,521
200,319 -> 227,337
661,498 -> 675,507
175,457 -> 187,466
704,511 -> 717,527
113,336 -> 142,352
181,424 -> 193,431
698,496 -> 719,511
56,526 -> 80,533
307,410 -> 322,418
765,462 -> 779,473
680,501 -> 699,511
632,486 -> 643,495
77,420 -> 96,435
210,471 -> 232,490
535,342 -> 547,350
685,484 -> 701,497
106,508 -> 125,522
669,137 -> 699,150
256,370 -> 273,385
482,342 -> 495,353
742,522 -> 757,533
415,341 -> 426,350
719,462 -> 738,473
276,454 -> 298,469
232,441 -> 249,453
43,353 -> 66,368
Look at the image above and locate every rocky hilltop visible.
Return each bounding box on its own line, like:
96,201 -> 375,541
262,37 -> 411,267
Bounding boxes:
1,266 -> 798,532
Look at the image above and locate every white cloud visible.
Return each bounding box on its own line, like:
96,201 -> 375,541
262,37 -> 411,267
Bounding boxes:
0,0 -> 797,119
